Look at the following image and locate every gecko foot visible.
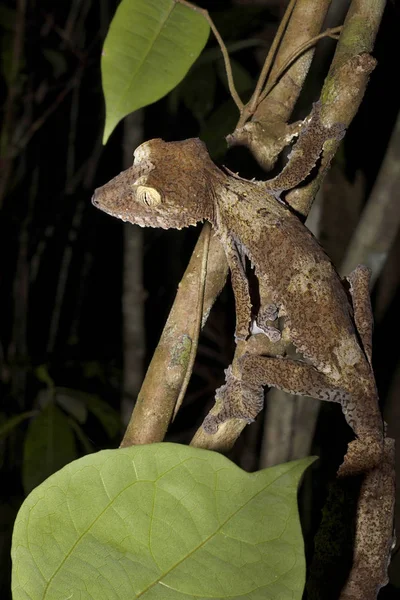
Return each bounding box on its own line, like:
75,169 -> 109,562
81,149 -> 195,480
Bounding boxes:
235,330 -> 249,343
338,436 -> 384,477
250,321 -> 281,341
202,367 -> 264,434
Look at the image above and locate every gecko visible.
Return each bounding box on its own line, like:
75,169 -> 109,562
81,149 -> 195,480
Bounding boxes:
92,105 -> 384,476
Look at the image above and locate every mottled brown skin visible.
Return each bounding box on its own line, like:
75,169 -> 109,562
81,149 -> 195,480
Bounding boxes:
92,109 -> 383,475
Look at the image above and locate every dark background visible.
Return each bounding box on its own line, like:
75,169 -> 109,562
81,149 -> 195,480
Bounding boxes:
1,0 -> 399,597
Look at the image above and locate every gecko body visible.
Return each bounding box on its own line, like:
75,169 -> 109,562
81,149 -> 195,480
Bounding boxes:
93,125 -> 383,475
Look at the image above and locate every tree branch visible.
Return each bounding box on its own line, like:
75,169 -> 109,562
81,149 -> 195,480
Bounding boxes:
287,0 -> 386,216
229,0 -> 332,171
120,227 -> 228,447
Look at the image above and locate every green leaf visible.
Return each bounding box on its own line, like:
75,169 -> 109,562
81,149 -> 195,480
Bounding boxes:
101,0 -> 210,143
12,443 -> 314,599
180,63 -> 216,122
22,403 -> 77,494
35,364 -> 54,389
55,388 -> 120,439
66,418 -> 94,455
55,389 -> 88,424
42,48 -> 67,78
83,393 -> 120,438
0,411 -> 37,440
200,98 -> 240,159
0,6 -> 16,30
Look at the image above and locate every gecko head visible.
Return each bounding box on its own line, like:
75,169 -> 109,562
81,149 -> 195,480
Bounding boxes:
92,138 -> 216,229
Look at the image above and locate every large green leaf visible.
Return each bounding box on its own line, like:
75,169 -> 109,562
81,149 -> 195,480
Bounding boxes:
22,403 -> 77,494
102,0 -> 210,143
12,443 -> 314,599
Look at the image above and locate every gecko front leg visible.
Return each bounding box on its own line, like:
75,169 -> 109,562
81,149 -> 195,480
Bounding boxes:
253,302 -> 282,342
223,235 -> 252,340
223,239 -> 282,343
264,101 -> 346,195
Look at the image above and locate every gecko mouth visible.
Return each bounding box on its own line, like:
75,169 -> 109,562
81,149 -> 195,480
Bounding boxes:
91,191 -> 181,229
91,191 -> 100,207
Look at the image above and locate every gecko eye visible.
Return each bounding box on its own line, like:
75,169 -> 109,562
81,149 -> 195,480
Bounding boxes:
136,185 -> 161,206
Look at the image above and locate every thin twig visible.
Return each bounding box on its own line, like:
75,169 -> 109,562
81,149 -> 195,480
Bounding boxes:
178,0 -> 243,110
257,26 -> 342,105
238,0 -> 297,126
0,0 -> 26,156
66,81 -> 81,194
61,0 -> 81,48
14,75 -> 79,152
0,0 -> 27,207
46,201 -> 85,354
197,39 -> 268,67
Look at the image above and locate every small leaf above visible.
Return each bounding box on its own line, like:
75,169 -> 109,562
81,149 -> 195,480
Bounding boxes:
101,0 -> 210,143
12,443 -> 314,600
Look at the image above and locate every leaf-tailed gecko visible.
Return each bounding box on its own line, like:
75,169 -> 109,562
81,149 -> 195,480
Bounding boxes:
92,105 -> 383,476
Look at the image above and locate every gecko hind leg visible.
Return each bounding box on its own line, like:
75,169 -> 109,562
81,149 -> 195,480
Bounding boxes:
239,353 -> 383,475
239,353 -> 341,402
201,356 -> 333,436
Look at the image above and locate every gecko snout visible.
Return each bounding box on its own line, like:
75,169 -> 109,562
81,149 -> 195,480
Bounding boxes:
91,190 -> 100,207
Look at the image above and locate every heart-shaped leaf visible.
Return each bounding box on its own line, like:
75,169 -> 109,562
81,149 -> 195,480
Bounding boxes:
12,443 -> 314,599
101,0 -> 210,143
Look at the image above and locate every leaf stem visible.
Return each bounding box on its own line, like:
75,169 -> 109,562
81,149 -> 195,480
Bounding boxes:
244,0 -> 297,121
178,0 -> 244,110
